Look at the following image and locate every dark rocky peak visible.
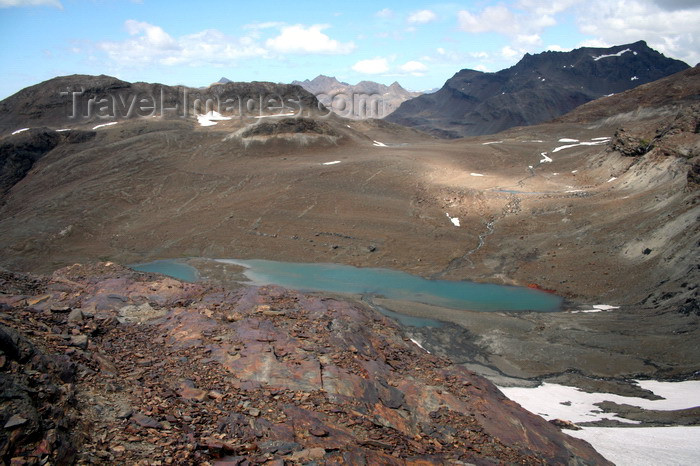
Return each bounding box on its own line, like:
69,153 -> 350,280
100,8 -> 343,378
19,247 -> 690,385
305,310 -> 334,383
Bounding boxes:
387,41 -> 689,138
292,75 -> 347,94
310,74 -> 346,86
293,76 -> 420,119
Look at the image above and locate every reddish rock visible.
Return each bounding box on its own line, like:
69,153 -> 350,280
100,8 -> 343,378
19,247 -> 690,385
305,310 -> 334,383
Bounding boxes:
131,412 -> 162,429
0,264 -> 611,465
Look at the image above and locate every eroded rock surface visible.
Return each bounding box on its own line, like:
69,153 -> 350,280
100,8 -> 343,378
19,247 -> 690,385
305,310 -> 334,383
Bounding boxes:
0,262 -> 609,464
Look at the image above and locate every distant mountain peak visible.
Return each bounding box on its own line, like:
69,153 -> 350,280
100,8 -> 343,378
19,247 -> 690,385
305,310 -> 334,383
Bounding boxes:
387,41 -> 689,138
292,75 -> 421,119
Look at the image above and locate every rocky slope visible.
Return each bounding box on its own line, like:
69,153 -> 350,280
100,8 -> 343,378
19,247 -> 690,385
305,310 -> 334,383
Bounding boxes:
0,74 -> 321,134
386,41 -> 689,138
0,263 -> 609,464
292,75 -> 421,119
0,69 -> 697,388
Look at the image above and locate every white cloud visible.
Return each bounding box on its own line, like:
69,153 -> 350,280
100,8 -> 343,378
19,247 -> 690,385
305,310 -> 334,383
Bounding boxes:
458,6 -> 517,34
98,20 -> 266,67
515,0 -> 583,16
577,38 -> 609,47
407,9 -> 437,24
546,44 -> 572,52
458,0 -> 699,66
124,20 -> 178,50
470,51 -> 489,59
517,34 -> 542,46
0,0 -> 61,7
352,57 -> 390,74
501,46 -> 521,59
575,0 -> 700,65
265,24 -> 355,54
375,8 -> 394,18
399,60 -> 428,75
475,64 -> 490,72
645,0 -> 700,11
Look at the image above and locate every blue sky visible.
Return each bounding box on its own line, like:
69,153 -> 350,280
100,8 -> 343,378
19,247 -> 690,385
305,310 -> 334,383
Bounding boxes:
1,0 -> 698,99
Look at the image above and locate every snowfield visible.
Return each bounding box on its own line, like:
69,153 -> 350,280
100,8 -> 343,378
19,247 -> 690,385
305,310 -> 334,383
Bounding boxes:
500,380 -> 700,465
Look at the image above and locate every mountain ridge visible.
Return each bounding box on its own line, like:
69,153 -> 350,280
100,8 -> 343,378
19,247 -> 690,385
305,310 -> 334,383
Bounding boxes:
0,74 -> 321,133
292,75 -> 421,119
386,40 -> 689,138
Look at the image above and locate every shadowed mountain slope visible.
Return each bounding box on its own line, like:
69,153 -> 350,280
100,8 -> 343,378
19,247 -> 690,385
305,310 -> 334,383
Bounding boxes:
386,41 -> 689,138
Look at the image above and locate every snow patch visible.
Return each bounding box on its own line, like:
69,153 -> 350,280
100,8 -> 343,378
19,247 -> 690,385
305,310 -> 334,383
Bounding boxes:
552,140 -> 607,153
56,129 -> 71,132
591,137 -> 611,141
205,111 -> 232,121
572,304 -> 620,314
499,379 -> 700,424
592,48 -> 631,61
253,112 -> 295,119
558,138 -> 579,143
373,140 -> 387,147
607,177 -> 617,183
197,116 -> 217,127
92,122 -> 118,130
630,76 -> 638,81
409,338 -> 430,354
197,110 -> 233,127
569,426 -> 700,466
539,152 -> 552,163
322,161 -> 341,165
470,173 -> 485,177
482,141 -> 503,145
501,380 -> 700,466
11,128 -> 29,135
445,213 -> 460,227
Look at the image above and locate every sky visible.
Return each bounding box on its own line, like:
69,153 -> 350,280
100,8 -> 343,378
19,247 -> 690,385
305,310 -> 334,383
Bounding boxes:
0,0 -> 698,99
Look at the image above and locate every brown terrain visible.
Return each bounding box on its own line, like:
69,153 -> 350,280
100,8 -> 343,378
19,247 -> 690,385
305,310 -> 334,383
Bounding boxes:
0,67 -> 698,462
0,263 -> 609,464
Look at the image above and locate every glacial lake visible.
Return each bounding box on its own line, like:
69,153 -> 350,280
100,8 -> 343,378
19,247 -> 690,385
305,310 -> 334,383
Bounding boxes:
130,258 -> 562,315
130,259 -> 199,282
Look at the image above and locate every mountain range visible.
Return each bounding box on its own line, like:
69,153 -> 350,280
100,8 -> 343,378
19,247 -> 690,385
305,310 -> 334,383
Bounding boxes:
0,44 -> 698,464
386,40 -> 689,138
292,75 -> 421,119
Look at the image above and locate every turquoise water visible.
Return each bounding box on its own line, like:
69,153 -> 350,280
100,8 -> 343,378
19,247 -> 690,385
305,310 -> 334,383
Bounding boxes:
130,260 -> 199,282
217,259 -> 562,313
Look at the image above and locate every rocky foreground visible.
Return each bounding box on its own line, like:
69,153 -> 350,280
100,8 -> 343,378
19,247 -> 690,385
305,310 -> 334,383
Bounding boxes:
0,263 -> 608,464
